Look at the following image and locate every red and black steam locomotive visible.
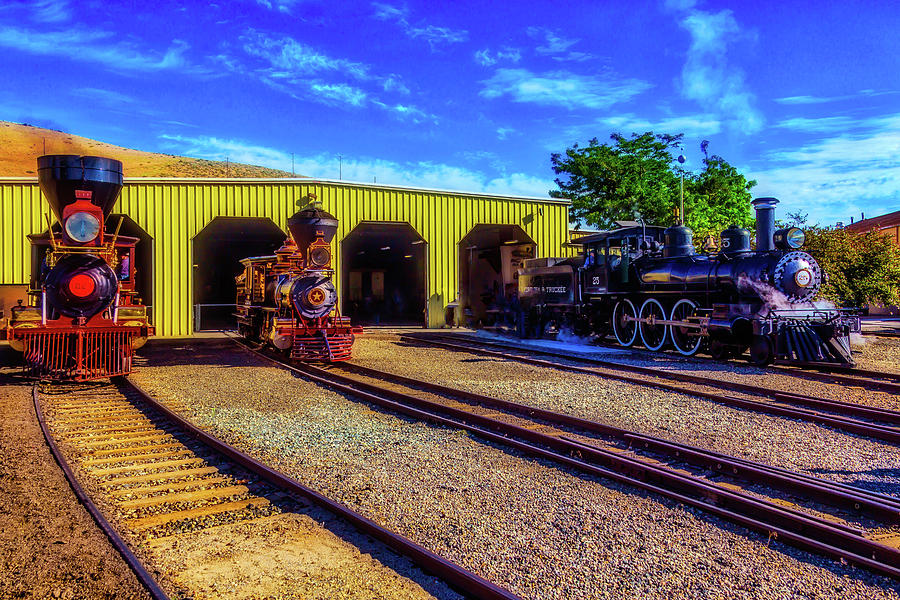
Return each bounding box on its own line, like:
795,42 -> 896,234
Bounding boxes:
1,155 -> 153,380
235,204 -> 361,361
514,197 -> 860,367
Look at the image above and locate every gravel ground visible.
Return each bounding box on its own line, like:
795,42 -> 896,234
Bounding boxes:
131,339 -> 900,599
354,335 -> 900,497
854,336 -> 900,374
0,351 -> 152,600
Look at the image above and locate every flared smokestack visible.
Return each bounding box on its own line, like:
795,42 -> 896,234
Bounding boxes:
752,197 -> 778,251
37,155 -> 123,221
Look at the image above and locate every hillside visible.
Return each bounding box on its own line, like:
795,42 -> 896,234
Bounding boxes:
0,121 -> 300,178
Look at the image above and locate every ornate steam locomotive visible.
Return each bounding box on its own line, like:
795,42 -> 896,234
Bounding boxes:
0,155 -> 153,380
235,204 -> 361,361
515,197 -> 859,366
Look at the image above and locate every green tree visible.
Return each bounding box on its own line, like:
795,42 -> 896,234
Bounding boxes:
802,226 -> 900,308
550,132 -> 683,229
551,133 -> 755,239
684,150 -> 756,243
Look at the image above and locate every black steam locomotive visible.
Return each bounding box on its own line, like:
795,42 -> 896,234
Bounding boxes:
235,204 -> 361,361
0,155 -> 153,380
515,198 -> 859,366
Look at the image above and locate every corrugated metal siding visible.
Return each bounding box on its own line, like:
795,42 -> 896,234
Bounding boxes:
1,179 -> 569,336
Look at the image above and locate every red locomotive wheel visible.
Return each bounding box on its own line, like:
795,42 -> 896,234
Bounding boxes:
68,273 -> 96,298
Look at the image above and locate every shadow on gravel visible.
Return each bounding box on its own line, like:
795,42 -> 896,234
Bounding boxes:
135,337 -> 263,369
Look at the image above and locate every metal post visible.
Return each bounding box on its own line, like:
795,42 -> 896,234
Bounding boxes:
680,172 -> 684,225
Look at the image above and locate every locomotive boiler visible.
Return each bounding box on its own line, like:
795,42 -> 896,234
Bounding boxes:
235,204 -> 361,361
1,155 -> 153,380
515,197 -> 859,366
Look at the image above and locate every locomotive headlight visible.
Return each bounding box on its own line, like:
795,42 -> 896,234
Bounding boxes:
774,227 -> 805,250
308,246 -> 331,268
65,212 -> 101,243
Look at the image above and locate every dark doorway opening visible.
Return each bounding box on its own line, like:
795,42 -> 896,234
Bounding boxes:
341,222 -> 426,326
108,215 -> 153,321
458,225 -> 535,327
192,217 -> 285,331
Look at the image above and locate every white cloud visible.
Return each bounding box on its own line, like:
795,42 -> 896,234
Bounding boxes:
255,0 -> 305,14
678,10 -> 763,133
496,127 -> 516,140
774,90 -> 898,105
372,2 -> 468,51
227,29 -> 427,116
158,133 -> 552,197
526,26 -> 593,62
1,0 -> 71,23
480,68 -> 651,110
775,95 -> 845,105
583,113 -> 722,138
309,83 -> 368,107
474,47 -> 521,67
240,29 -> 371,80
775,116 -> 856,133
0,26 -> 204,75
750,114 -> 900,224
70,87 -> 139,108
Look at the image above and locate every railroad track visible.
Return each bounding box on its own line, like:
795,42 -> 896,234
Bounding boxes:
401,334 -> 900,445
582,334 -> 900,393
34,378 -> 520,600
231,338 -> 900,580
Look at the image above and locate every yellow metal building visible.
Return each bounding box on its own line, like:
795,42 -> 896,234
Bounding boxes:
0,177 -> 570,336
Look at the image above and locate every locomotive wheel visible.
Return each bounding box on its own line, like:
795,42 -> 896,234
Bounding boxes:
612,299 -> 638,347
669,299 -> 702,356
638,298 -> 667,351
709,339 -> 731,361
749,335 -> 774,366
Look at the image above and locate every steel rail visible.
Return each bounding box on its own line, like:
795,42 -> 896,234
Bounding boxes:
432,334 -> 900,415
406,335 -> 900,445
334,361 -> 900,522
232,342 -> 900,580
584,335 -> 900,392
124,377 -> 521,600
32,385 -> 171,600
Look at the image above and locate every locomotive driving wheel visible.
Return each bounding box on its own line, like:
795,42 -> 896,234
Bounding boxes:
612,299 -> 638,347
638,298 -> 667,351
669,298 -> 702,356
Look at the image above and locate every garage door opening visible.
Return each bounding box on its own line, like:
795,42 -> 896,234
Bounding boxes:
341,222 -> 426,326
459,225 -> 535,327
192,217 -> 285,331
108,215 -> 154,321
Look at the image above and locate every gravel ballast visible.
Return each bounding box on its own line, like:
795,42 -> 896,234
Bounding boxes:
354,335 -> 900,497
0,354 -> 152,600
131,339 -> 900,599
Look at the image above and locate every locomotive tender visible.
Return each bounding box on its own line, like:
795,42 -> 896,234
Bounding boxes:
235,204 -> 361,361
515,197 -> 859,366
1,155 -> 153,380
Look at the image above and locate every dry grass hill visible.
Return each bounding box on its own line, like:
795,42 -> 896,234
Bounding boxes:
0,121 -> 299,178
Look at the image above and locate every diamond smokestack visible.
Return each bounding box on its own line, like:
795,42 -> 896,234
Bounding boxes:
37,155 -> 124,222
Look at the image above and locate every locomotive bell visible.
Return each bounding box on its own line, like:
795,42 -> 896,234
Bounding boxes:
37,155 -> 123,221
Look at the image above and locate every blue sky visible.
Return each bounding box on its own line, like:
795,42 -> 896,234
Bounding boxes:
2,0 -> 899,226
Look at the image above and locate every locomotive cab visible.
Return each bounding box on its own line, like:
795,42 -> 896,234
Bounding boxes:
578,225 -> 667,296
